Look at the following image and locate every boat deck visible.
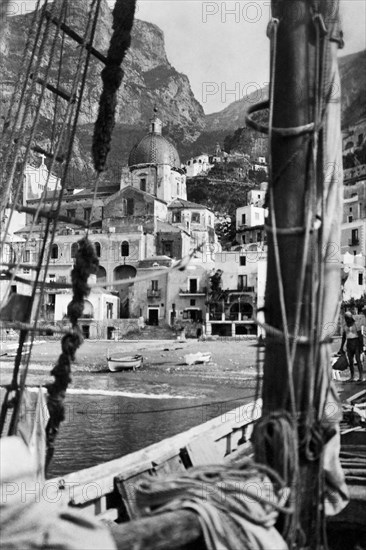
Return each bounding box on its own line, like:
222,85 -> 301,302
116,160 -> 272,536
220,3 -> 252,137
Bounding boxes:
328,385 -> 366,541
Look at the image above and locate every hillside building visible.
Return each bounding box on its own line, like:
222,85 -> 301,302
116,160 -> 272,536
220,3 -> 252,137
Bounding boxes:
206,249 -> 266,337
251,157 -> 268,174
342,118 -> 366,156
341,169 -> 366,300
184,154 -> 213,178
2,113 -> 220,336
236,200 -> 267,247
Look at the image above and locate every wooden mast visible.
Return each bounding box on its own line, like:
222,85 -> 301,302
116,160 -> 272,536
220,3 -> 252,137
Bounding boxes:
258,0 -> 344,547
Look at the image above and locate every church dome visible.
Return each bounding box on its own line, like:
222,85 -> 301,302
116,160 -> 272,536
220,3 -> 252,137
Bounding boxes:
128,115 -> 180,168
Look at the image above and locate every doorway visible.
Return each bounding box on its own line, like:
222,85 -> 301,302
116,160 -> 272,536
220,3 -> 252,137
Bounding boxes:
148,308 -> 159,326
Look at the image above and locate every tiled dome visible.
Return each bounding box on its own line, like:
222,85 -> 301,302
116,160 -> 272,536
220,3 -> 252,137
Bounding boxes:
128,116 -> 180,168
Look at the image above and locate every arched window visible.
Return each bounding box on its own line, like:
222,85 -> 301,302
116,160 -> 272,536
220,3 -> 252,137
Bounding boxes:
51,244 -> 59,259
94,242 -> 101,258
121,241 -> 129,257
71,243 -> 78,258
127,198 -> 134,215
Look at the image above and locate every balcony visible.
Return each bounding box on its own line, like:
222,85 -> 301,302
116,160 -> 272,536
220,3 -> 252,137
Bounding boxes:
208,312 -> 254,321
209,312 -> 224,320
232,286 -> 255,293
349,238 -> 360,246
179,287 -> 206,296
147,289 -> 161,299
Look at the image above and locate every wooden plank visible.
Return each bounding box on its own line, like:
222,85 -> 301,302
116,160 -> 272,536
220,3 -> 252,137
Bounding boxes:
108,510 -> 204,550
29,74 -> 75,102
44,10 -> 108,64
32,145 -> 65,164
152,455 -> 186,477
186,435 -> 221,466
115,455 -> 186,519
346,389 -> 366,403
117,470 -> 156,519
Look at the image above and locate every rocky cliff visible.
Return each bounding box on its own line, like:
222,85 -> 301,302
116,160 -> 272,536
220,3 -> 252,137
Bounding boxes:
338,50 -> 366,128
0,1 -> 364,185
200,49 -> 366,159
0,0 -> 205,184
204,50 -> 366,134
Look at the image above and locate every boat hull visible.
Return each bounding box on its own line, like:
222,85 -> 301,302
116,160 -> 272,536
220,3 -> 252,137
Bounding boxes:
184,352 -> 211,365
107,355 -> 143,372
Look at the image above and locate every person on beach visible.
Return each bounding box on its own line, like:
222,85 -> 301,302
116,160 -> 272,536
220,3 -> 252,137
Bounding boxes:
339,311 -> 364,383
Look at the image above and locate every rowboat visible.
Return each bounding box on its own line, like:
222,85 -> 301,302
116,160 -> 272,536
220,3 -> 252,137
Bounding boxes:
184,352 -> 211,365
107,354 -> 143,372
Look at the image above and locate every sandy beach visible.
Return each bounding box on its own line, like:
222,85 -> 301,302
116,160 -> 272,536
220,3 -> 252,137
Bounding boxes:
1,337 -> 263,397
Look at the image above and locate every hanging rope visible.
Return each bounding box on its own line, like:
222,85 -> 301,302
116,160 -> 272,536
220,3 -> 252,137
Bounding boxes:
92,0 -> 136,172
253,412 -> 299,546
1,0 -> 103,439
45,237 -> 98,468
264,17 -> 296,415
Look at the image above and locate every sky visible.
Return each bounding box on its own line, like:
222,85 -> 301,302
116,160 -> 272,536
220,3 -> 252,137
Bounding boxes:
7,0 -> 366,114
133,0 -> 366,113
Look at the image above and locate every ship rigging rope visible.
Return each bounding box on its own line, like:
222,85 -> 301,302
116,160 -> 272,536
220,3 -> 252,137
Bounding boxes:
0,0 -> 42,148
0,0 -> 58,228
0,0 -> 104,440
0,0 -> 44,204
1,0 -> 100,304
249,5 -> 343,548
266,17 -> 296,416
253,411 -> 299,543
1,0 -> 89,310
1,242 -> 206,294
15,0 -> 103,442
259,23 -> 299,546
0,0 -> 68,273
32,0 -> 104,335
246,100 -> 315,136
136,459 -> 291,550
0,0 -> 73,435
74,394 -> 260,416
49,2 -> 68,150
249,11 -> 335,547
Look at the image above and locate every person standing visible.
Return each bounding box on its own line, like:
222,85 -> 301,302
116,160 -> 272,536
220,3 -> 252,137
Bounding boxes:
339,311 -> 364,383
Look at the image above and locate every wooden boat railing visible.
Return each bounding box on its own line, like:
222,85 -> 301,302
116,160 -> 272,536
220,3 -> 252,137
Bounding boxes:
50,399 -> 262,523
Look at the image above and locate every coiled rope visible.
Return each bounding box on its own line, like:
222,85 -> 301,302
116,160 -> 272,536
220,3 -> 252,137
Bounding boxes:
137,458 -> 292,550
253,412 -> 299,546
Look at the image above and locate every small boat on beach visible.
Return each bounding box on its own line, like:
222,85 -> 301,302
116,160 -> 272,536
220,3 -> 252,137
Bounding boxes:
107,354 -> 143,372
184,352 -> 211,365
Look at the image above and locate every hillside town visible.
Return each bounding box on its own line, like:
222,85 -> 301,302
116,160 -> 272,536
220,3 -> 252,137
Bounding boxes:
2,112 -> 366,341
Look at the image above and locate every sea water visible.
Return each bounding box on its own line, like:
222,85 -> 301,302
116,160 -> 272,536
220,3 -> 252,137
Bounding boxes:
1,353 -> 258,477
48,387 -> 255,477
